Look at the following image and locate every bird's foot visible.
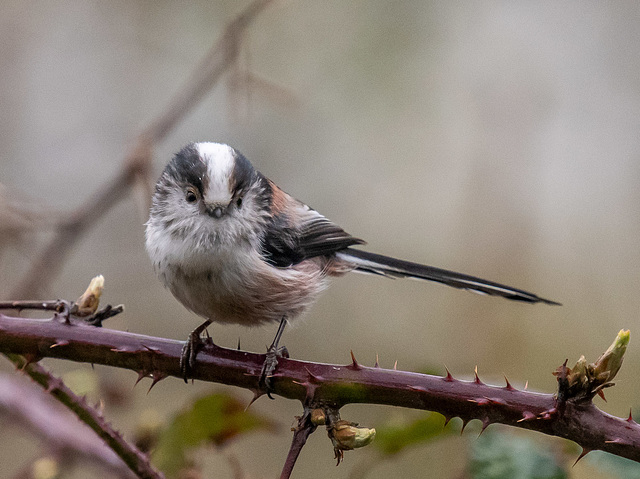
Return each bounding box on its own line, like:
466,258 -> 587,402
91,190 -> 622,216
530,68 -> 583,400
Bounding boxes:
180,319 -> 213,383
259,317 -> 288,398
259,344 -> 289,398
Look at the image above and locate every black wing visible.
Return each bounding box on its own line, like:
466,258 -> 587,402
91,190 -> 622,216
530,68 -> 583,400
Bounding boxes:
261,207 -> 364,268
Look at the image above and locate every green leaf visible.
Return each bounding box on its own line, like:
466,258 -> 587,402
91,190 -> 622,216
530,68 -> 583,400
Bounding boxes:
468,429 -> 567,479
152,392 -> 275,478
373,412 -> 451,456
588,450 -> 640,478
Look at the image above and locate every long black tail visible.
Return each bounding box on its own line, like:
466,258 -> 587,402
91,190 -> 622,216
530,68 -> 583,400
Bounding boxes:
337,248 -> 560,305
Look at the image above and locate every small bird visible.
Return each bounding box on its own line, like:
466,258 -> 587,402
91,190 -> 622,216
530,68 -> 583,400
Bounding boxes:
145,142 -> 558,383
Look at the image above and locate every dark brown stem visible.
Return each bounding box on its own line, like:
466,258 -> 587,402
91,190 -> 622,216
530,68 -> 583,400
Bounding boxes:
6,353 -> 163,479
1,312 -> 639,463
280,409 -> 317,479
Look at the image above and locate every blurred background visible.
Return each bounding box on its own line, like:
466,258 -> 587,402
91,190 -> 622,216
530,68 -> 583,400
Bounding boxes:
1,1 -> 639,477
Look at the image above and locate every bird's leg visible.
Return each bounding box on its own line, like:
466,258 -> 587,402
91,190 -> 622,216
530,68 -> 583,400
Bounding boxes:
180,318 -> 213,383
259,316 -> 289,397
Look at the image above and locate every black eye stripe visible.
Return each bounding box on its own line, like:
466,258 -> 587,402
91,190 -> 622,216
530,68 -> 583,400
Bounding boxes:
163,144 -> 208,197
230,150 -> 255,195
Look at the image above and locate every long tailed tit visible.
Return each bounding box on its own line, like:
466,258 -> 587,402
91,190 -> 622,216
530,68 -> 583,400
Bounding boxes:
146,142 -> 558,382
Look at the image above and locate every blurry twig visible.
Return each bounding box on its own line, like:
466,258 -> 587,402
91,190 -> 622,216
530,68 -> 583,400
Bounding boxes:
10,0 -> 275,299
7,354 -> 162,479
0,374 -> 135,478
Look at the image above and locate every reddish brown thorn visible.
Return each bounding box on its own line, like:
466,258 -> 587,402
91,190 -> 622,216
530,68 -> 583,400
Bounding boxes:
245,389 -> 264,411
504,375 -> 515,391
21,353 -> 41,368
605,438 -> 626,444
517,411 -> 536,423
443,366 -> 455,382
45,378 -> 63,394
573,448 -> 591,466
539,408 -> 557,420
134,370 -> 148,386
474,366 -> 483,385
409,385 -> 427,393
597,389 -> 607,402
479,418 -> 491,436
304,366 -> 323,383
147,372 -> 167,393
628,409 -> 635,423
348,350 -> 361,370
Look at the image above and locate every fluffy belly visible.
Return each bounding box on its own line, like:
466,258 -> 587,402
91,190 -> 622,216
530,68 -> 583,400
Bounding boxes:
163,256 -> 330,326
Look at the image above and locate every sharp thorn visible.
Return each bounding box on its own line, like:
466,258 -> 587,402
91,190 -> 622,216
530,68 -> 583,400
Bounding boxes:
474,366 -> 483,385
349,350 -> 361,369
504,375 -> 515,391
393,360 -> 398,370
374,353 -> 379,368
134,370 -> 147,387
245,390 -> 264,411
237,337 -> 241,350
147,372 -> 167,394
524,380 -> 529,390
479,418 -> 490,436
605,438 -> 625,444
444,366 -> 455,382
304,366 -> 323,383
597,389 -> 607,402
573,448 -> 591,467
628,409 -> 635,423
517,411 -> 536,423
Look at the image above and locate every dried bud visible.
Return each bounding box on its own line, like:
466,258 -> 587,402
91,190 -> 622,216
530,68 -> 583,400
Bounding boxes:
310,408 -> 326,426
593,329 -> 629,383
74,275 -> 104,316
330,420 -> 376,451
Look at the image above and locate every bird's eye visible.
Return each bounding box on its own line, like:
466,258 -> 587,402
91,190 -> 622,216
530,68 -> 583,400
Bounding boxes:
185,187 -> 198,204
236,197 -> 243,208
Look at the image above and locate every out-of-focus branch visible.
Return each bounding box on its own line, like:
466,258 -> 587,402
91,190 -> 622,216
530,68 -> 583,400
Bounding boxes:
5,353 -> 162,479
1,312 -> 639,466
0,374 -> 134,478
143,0 -> 275,142
10,0 -> 275,300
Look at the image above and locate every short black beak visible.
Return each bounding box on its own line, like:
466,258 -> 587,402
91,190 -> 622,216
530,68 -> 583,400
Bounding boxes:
206,205 -> 226,218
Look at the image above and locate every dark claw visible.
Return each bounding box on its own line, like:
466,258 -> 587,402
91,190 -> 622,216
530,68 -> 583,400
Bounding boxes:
259,317 -> 288,398
180,319 -> 213,383
259,345 -> 288,398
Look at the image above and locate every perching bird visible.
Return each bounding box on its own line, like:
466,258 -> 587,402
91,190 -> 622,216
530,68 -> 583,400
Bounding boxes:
145,142 -> 558,382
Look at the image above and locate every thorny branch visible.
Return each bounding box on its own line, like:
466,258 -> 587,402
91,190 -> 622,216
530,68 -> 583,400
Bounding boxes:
0,312 -> 638,469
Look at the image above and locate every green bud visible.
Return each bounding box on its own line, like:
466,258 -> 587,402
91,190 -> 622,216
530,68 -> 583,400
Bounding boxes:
331,420 -> 376,451
594,329 -> 629,383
